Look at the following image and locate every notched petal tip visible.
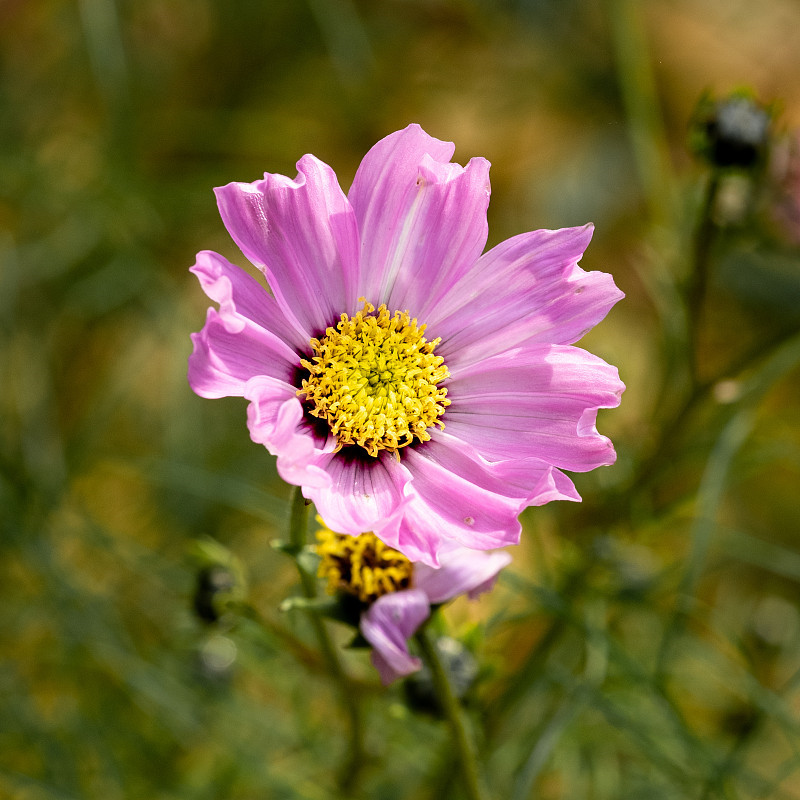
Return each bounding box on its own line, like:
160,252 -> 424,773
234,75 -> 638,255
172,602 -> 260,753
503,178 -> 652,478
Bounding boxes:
187,311 -> 251,399
388,123 -> 456,161
190,254 -> 246,335
244,378 -> 333,490
214,153 -> 360,341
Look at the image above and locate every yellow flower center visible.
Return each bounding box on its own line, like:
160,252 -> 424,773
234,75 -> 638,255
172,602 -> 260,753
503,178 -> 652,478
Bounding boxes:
298,300 -> 450,458
315,519 -> 413,604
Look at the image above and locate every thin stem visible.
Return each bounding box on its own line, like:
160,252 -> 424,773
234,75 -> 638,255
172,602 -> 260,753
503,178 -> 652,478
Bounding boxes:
415,626 -> 489,800
608,0 -> 676,228
287,485 -> 316,593
286,486 -> 366,795
686,172 -> 721,386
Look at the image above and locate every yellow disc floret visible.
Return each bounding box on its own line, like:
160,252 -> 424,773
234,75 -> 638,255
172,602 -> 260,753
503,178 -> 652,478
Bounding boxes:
315,519 -> 413,603
298,299 -> 450,457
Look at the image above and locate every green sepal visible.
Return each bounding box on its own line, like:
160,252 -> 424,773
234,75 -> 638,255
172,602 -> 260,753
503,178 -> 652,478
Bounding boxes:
279,594 -> 361,628
271,539 -> 319,576
270,538 -> 301,557
346,631 -> 371,650
296,548 -> 320,577
280,595 -> 340,615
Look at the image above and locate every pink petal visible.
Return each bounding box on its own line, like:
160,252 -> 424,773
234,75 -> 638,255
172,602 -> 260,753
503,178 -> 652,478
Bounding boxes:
215,155 -> 360,340
347,124 -> 490,315
360,589 -> 430,685
393,434 -> 580,568
444,343 -> 624,470
397,436 -> 537,561
188,308 -> 297,398
415,548 -> 512,605
428,225 -> 624,370
244,376 -> 333,489
190,250 -> 308,352
302,451 -> 413,537
509,461 -> 582,506
369,511 -> 456,567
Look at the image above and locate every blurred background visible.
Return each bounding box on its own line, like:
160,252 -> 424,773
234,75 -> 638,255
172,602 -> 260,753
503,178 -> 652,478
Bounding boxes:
3,0 -> 800,798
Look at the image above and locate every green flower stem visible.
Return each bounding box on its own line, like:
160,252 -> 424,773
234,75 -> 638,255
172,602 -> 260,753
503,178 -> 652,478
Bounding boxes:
415,626 -> 490,800
686,171 -> 721,385
286,486 -> 366,794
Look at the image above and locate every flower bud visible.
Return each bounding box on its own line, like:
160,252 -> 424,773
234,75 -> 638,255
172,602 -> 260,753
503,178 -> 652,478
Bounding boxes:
404,636 -> 478,715
691,93 -> 772,170
193,564 -> 237,624
189,537 -> 247,625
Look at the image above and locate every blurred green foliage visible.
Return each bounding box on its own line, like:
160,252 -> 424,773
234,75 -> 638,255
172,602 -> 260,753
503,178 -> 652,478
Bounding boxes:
2,1 -> 800,798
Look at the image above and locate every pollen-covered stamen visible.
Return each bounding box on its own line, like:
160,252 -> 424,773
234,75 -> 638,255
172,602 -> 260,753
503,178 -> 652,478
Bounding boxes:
315,520 -> 413,604
298,299 -> 450,457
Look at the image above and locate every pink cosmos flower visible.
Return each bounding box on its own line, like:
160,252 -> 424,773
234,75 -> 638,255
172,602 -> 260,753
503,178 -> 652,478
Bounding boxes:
315,523 -> 511,685
189,124 -> 624,566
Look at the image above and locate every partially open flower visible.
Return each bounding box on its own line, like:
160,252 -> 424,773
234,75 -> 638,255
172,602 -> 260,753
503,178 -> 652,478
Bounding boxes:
189,124 -> 624,565
315,519 -> 511,685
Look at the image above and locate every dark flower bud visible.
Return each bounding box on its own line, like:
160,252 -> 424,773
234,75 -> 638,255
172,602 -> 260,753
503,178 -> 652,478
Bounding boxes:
193,564 -> 237,624
189,536 -> 247,625
691,93 -> 772,169
404,636 -> 478,715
